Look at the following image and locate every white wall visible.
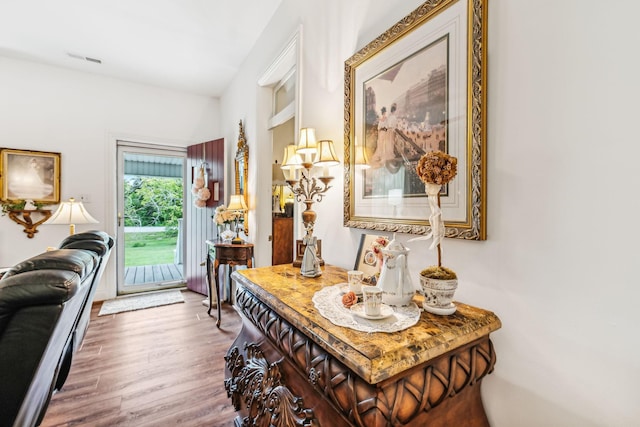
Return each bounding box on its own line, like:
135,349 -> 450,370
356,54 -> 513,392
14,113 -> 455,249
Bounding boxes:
220,0 -> 640,425
0,56 -> 220,300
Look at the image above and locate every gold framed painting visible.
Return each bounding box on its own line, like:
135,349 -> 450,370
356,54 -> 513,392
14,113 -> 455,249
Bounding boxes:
344,0 -> 487,240
0,148 -> 61,204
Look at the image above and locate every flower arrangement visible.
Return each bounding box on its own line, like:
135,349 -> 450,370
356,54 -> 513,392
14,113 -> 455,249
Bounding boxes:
416,150 -> 458,185
214,205 -> 239,242
415,150 -> 458,280
213,205 -> 237,225
412,150 -> 460,314
192,164 -> 211,208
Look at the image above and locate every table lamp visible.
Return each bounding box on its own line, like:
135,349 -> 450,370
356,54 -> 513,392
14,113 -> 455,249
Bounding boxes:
227,194 -> 247,244
45,197 -> 98,235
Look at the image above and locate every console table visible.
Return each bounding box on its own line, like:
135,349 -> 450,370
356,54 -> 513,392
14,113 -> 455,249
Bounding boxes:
225,264 -> 501,427
205,241 -> 253,327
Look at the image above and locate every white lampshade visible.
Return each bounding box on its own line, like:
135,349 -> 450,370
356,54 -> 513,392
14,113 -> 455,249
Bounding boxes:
281,144 -> 303,180
313,140 -> 340,167
296,128 -> 317,155
272,162 -> 286,186
354,141 -> 370,168
281,144 -> 303,168
227,194 -> 247,211
45,197 -> 98,235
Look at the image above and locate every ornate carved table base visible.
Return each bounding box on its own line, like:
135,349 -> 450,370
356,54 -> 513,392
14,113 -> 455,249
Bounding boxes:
225,283 -> 497,427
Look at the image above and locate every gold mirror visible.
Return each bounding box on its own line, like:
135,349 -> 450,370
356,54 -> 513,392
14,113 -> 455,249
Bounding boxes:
234,120 -> 249,235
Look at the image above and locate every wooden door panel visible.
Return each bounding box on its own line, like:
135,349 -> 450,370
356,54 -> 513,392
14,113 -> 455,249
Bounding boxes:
272,216 -> 293,265
186,139 -> 224,295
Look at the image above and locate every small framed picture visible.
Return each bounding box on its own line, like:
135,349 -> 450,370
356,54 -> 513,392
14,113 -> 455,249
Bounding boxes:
0,148 -> 61,203
354,233 -> 389,281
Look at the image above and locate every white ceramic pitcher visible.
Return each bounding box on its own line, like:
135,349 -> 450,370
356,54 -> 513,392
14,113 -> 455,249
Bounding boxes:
376,236 -> 415,306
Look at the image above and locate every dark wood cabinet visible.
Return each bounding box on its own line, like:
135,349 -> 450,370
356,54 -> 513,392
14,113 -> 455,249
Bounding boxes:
272,216 -> 293,265
227,265 -> 501,427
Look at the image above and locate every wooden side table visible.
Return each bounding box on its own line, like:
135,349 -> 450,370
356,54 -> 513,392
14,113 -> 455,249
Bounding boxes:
205,241 -> 254,327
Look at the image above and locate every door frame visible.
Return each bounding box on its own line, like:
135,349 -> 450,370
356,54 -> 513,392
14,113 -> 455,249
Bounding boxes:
257,26 -> 303,266
116,140 -> 187,295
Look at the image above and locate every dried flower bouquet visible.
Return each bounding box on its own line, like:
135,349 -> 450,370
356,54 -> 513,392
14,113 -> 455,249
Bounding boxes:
413,150 -> 458,280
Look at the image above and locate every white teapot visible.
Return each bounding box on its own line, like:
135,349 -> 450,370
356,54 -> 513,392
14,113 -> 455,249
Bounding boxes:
376,236 -> 415,306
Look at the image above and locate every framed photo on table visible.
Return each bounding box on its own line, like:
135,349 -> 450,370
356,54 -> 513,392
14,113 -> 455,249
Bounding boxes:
0,148 -> 60,203
343,0 -> 487,240
354,234 -> 389,282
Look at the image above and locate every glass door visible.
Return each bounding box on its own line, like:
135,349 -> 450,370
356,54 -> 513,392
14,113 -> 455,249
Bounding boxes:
116,142 -> 187,295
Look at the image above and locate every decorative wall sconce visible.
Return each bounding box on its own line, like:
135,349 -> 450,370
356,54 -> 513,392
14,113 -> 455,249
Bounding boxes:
282,128 -> 340,278
1,199 -> 51,238
7,208 -> 52,238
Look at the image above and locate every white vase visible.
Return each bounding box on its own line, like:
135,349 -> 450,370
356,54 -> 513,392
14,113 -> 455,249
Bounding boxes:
220,223 -> 235,243
420,275 -> 458,315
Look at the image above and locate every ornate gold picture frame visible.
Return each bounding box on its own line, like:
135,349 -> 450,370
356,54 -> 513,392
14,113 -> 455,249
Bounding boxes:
0,148 -> 61,204
235,120 -> 249,235
344,0 -> 487,240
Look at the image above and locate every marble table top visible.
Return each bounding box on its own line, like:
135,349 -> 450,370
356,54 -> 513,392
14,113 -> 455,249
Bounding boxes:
233,264 -> 501,384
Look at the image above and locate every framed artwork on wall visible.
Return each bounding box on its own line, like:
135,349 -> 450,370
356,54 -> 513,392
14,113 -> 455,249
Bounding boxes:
343,0 -> 487,240
0,148 -> 61,204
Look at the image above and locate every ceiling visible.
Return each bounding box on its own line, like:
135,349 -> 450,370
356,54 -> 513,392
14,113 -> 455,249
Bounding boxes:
0,0 -> 283,97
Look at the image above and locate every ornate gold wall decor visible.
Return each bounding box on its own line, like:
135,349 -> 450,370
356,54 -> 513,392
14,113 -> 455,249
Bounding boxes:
234,120 -> 249,235
343,0 -> 487,240
0,148 -> 61,204
7,209 -> 52,238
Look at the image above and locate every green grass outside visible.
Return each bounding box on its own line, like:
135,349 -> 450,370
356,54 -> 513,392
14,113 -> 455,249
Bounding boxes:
125,231 -> 177,267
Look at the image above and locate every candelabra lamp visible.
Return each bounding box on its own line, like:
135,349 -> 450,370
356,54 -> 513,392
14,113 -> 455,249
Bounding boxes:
282,128 -> 339,277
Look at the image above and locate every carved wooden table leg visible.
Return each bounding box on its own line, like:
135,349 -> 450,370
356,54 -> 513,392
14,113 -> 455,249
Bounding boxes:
212,259 -> 221,327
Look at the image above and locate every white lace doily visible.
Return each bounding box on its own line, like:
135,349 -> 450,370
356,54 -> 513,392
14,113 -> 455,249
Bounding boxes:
312,285 -> 421,333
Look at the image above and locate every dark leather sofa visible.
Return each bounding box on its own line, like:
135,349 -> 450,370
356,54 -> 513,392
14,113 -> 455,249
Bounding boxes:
0,231 -> 114,427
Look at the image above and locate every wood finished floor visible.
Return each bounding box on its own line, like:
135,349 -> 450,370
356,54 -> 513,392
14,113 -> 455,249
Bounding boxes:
41,290 -> 240,427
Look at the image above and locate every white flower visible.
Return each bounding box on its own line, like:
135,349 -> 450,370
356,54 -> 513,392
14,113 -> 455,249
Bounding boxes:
197,187 -> 211,201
